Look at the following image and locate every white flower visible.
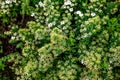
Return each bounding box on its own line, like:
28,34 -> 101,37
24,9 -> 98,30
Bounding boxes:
95,8 -> 98,11
66,6 -> 70,9
38,1 -> 44,7
76,11 -> 83,17
80,29 -> 83,32
81,59 -> 84,64
48,23 -> 52,28
88,32 -> 92,36
64,0 -> 72,6
11,36 -> 15,40
69,8 -> 73,12
61,21 -> 65,25
5,0 -> 11,4
79,13 -> 83,17
81,24 -> 85,27
91,12 -> 96,16
31,13 -> 35,17
76,11 -> 81,14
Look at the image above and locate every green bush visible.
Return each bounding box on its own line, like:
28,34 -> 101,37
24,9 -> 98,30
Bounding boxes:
0,0 -> 120,80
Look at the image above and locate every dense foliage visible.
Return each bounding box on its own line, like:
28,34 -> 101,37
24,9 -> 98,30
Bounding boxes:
0,0 -> 120,80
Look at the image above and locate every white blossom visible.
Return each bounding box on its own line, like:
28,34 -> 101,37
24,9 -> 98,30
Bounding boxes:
48,23 -> 53,28
31,13 -> 35,17
69,8 -> 73,12
81,24 -> 85,27
95,8 -> 98,11
64,0 -> 72,6
81,59 -> 84,64
11,36 -> 15,40
38,1 -> 44,7
76,11 -> 83,17
61,21 -> 65,25
76,11 -> 81,14
5,0 -> 11,4
91,12 -> 96,16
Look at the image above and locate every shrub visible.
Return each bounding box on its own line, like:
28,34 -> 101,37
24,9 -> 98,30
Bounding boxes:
0,0 -> 120,80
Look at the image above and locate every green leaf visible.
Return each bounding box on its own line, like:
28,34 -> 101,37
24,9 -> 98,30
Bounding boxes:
9,39 -> 16,44
0,61 -> 5,70
0,46 -> 3,53
56,49 -> 62,54
69,38 -> 76,46
11,25 -> 19,32
102,62 -> 109,70
16,42 -> 24,48
0,34 -> 7,38
3,17 -> 8,23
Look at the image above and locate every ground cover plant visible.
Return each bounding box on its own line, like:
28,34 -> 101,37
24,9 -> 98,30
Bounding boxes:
0,0 -> 120,80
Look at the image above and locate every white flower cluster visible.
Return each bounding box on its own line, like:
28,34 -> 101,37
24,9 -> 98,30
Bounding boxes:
75,11 -> 83,17
38,1 -> 45,7
11,36 -> 15,40
5,0 -> 16,4
64,0 -> 72,6
91,12 -> 96,16
31,13 -> 35,17
79,16 -> 101,40
62,0 -> 75,12
0,0 -> 20,14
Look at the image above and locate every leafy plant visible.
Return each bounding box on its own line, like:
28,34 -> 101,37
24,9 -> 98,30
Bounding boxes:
0,61 -> 5,70
0,0 -> 120,80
